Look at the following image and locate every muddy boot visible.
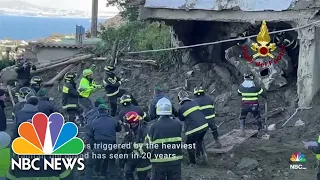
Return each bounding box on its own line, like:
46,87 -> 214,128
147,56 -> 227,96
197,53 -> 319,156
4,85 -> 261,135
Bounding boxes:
240,119 -> 246,137
201,152 -> 208,165
214,138 -> 222,148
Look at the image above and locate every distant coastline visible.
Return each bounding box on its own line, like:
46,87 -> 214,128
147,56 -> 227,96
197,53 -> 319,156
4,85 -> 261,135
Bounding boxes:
0,15 -> 106,40
0,13 -> 112,19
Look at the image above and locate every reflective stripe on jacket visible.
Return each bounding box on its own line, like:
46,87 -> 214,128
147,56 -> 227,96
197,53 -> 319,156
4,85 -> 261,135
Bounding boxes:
104,75 -> 121,97
178,100 -> 208,136
238,81 -> 263,103
193,95 -> 215,120
143,116 -> 183,165
62,81 -> 79,110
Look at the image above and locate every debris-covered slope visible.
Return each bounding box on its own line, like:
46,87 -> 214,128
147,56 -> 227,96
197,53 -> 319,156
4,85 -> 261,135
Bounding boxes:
11,60 -> 320,180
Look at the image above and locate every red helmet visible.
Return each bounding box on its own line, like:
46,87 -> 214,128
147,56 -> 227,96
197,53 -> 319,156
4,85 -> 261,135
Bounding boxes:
124,111 -> 142,124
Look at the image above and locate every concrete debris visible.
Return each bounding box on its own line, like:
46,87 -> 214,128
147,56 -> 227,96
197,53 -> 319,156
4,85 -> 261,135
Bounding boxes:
227,170 -> 236,176
257,167 -> 263,172
237,158 -> 259,171
230,153 -> 235,159
261,134 -> 270,140
225,39 -> 293,91
213,65 -> 232,84
268,124 -> 276,131
295,119 -> 305,126
186,70 -> 193,76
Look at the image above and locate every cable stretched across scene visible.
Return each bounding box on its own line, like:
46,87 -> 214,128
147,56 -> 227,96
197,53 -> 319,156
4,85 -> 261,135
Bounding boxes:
124,19 -> 320,55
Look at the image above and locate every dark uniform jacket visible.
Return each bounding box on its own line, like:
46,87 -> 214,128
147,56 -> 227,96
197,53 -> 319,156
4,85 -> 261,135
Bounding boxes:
85,107 -> 99,124
178,100 -> 208,136
148,93 -> 178,120
118,104 -> 149,122
144,116 -> 183,166
123,122 -> 152,171
104,73 -> 121,97
193,94 -> 216,121
237,80 -> 265,104
15,104 -> 38,138
86,112 -> 121,144
6,156 -> 74,180
0,101 -> 6,131
12,101 -> 26,122
38,97 -> 60,116
62,81 -> 80,110
15,63 -> 36,80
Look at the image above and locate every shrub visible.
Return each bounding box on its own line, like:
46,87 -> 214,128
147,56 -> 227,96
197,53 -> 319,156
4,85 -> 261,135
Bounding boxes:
95,21 -> 180,68
0,59 -> 15,71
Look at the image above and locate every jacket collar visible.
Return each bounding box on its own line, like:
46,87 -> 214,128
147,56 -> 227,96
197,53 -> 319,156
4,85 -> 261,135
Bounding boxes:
21,104 -> 38,112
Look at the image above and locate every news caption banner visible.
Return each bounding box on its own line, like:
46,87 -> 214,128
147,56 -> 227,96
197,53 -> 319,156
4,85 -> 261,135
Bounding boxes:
10,112 -> 196,172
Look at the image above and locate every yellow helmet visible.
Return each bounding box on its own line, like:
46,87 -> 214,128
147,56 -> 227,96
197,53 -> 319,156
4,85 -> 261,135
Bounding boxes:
83,69 -> 93,77
193,86 -> 205,95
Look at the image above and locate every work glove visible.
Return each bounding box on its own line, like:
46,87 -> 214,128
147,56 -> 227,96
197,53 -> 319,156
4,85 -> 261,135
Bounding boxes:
78,87 -> 86,92
94,85 -> 103,89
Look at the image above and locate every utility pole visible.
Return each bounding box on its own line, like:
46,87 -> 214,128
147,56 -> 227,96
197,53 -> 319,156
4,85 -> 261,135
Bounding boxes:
91,0 -> 98,38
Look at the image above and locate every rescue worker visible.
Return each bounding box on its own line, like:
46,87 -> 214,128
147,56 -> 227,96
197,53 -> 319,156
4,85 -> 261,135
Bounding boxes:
36,89 -> 60,116
273,31 -> 299,74
237,25 -> 259,45
0,89 -> 6,131
14,57 -> 36,92
85,104 -> 121,180
237,72 -> 267,137
62,72 -> 84,126
143,97 -> 183,179
177,91 -> 209,166
118,94 -> 150,122
273,31 -> 298,51
148,85 -> 178,120
305,139 -> 320,180
193,86 -> 222,148
85,97 -> 105,125
14,95 -> 39,138
6,156 -> 74,180
78,69 -> 103,113
30,76 -> 43,94
103,65 -> 139,116
12,87 -> 35,121
122,111 -> 151,180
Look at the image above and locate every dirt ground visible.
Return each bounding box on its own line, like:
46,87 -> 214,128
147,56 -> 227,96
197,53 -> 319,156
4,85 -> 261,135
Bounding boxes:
6,60 -> 320,180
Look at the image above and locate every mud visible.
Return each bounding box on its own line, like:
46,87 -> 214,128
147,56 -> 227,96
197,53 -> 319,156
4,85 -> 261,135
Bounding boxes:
7,60 -> 320,179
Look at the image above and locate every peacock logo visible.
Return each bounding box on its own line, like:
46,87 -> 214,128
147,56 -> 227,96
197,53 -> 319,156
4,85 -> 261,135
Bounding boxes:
12,113 -> 85,155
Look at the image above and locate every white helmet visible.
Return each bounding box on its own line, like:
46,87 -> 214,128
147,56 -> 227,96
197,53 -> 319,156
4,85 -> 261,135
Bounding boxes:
0,131 -> 11,149
156,97 -> 172,115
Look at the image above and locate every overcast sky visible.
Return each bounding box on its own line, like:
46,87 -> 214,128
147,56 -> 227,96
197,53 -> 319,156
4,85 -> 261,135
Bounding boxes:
19,0 -> 119,13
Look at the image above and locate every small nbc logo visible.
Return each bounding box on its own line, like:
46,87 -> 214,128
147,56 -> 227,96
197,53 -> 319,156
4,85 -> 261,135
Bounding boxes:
12,112 -> 85,155
290,152 -> 306,162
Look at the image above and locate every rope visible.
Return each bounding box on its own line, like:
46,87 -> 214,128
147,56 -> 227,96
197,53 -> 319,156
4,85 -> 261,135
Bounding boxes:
125,19 -> 320,55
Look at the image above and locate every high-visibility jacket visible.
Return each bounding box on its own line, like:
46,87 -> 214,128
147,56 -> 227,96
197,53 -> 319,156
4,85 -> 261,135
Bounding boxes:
237,80 -> 264,104
143,116 -> 183,166
62,81 -> 79,110
193,94 -> 215,120
78,77 -> 99,98
104,73 -> 121,97
178,100 -> 208,136
316,136 -> 320,160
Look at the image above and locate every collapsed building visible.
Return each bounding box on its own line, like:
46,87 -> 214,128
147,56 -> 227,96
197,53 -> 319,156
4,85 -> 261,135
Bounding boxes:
139,0 -> 320,107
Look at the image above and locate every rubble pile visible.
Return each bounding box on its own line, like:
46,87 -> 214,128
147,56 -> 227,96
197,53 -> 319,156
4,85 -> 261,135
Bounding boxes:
5,58 -> 315,180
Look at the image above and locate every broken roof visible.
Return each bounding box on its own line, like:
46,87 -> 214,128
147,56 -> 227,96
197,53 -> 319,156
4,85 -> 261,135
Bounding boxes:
144,0 -> 303,12
29,38 -> 101,49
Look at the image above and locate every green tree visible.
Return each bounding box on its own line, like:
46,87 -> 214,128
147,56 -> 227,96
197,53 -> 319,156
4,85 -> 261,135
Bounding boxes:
106,0 -> 139,21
